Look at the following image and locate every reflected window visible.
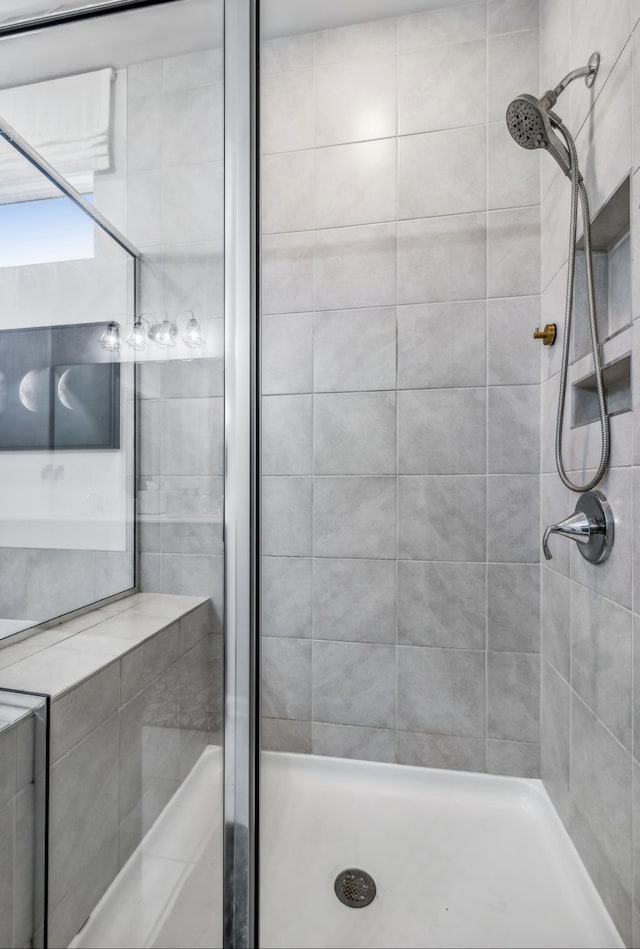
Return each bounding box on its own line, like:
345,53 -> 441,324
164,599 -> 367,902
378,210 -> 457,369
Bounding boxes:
0,193 -> 94,267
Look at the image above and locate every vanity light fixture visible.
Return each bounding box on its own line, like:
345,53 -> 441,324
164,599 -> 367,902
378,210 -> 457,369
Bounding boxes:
126,316 -> 148,352
99,321 -> 121,353
148,318 -> 178,349
182,311 -> 204,349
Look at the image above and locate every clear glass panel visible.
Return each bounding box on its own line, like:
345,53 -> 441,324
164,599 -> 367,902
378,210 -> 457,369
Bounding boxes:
0,2 -> 224,947
259,1 -> 631,947
0,129 -> 134,636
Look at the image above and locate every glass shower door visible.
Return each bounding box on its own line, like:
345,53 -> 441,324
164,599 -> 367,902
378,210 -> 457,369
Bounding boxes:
0,2 -> 226,946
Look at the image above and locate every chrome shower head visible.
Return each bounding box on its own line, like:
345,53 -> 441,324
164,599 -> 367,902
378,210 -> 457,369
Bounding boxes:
505,93 -> 572,177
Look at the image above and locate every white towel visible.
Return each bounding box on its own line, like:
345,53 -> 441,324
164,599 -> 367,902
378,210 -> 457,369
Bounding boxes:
0,67 -> 113,203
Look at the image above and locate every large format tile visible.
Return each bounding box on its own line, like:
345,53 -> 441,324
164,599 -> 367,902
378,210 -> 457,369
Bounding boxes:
540,658 -> 571,821
49,713 -> 119,908
314,18 -> 397,65
312,723 -> 395,764
397,731 -> 485,772
118,673 -> 180,825
262,477 -> 312,557
487,651 -> 540,743
314,308 -> 396,392
262,394 -> 313,475
14,785 -> 34,949
314,391 -> 396,475
262,557 -> 312,639
571,583 -> 632,750
399,39 -> 487,135
315,138 -> 396,228
487,206 -> 541,298
488,29 -> 539,124
262,150 -> 314,234
571,466 -> 632,610
398,126 -> 486,219
570,694 -> 633,946
161,161 -> 223,243
0,801 -> 16,946
486,474 -> 540,563
487,563 -> 540,652
314,477 -> 395,559
316,56 -> 397,147
398,388 -> 486,475
487,386 -> 540,473
540,566 -> 571,680
397,561 -> 485,649
487,296 -> 541,386
398,475 -> 485,562
51,663 -> 121,763
161,84 -> 222,166
163,398 -> 223,477
569,0 -> 631,133
262,232 -> 314,315
313,558 -> 396,643
262,313 -> 313,394
314,223 -> 396,311
485,739 -> 540,778
120,624 -> 182,705
262,718 -> 311,754
488,0 -> 540,36
0,729 -> 15,813
313,641 -> 395,729
262,34 -> 313,75
261,68 -> 314,154
163,48 -> 222,89
488,119 -> 540,210
398,213 -> 486,304
262,638 -> 312,721
399,3 -> 486,50
398,301 -> 486,389
397,646 -> 485,737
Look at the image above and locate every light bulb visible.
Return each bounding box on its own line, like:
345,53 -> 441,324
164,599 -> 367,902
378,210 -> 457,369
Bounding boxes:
149,319 -> 177,349
126,319 -> 147,352
100,321 -> 121,353
183,315 -> 204,348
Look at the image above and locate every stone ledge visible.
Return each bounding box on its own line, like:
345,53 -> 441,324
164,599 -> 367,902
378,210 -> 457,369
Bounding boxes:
0,593 -> 211,699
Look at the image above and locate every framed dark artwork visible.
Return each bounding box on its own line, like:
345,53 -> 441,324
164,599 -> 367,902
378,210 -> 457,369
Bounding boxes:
0,322 -> 120,451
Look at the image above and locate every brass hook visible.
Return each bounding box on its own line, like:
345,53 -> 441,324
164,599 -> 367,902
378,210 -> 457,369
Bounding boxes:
533,323 -> 557,346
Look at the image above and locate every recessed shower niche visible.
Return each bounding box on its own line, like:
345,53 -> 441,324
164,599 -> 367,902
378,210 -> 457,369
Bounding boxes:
571,175 -> 632,428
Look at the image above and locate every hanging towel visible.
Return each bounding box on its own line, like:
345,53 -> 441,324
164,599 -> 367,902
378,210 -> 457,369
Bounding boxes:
0,67 -> 114,203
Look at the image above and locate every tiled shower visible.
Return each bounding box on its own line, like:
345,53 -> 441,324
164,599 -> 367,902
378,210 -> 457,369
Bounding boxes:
260,1 -> 544,776
0,0 -> 635,946
259,0 -> 640,944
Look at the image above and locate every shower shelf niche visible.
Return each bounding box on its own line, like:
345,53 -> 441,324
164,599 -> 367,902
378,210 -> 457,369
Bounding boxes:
572,352 -> 631,428
572,175 -> 631,362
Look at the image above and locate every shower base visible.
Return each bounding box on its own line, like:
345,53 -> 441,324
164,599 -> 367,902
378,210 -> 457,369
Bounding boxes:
70,748 -> 622,949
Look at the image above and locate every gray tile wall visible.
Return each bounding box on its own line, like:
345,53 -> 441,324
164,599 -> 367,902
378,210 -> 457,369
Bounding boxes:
46,601 -> 220,948
539,2 -> 639,945
131,50 -> 224,620
261,1 -> 543,776
0,709 -> 40,949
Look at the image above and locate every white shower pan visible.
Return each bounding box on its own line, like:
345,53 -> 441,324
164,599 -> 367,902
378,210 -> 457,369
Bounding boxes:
71,747 -> 623,948
260,752 -> 623,949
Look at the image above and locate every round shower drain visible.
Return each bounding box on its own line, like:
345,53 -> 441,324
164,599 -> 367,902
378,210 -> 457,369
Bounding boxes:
334,869 -> 377,908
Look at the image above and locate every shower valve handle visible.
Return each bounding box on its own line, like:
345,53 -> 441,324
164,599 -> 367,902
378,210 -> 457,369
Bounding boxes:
542,491 -> 613,565
543,512 -> 597,559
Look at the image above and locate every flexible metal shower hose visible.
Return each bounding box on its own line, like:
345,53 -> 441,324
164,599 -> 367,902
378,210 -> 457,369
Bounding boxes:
553,121 -> 610,492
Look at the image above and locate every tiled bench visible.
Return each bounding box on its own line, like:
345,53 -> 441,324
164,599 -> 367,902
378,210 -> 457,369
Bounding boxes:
0,593 -> 223,949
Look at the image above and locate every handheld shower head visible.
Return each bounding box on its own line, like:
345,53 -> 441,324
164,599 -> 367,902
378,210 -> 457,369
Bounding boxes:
505,53 -> 600,178
505,94 -> 572,177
